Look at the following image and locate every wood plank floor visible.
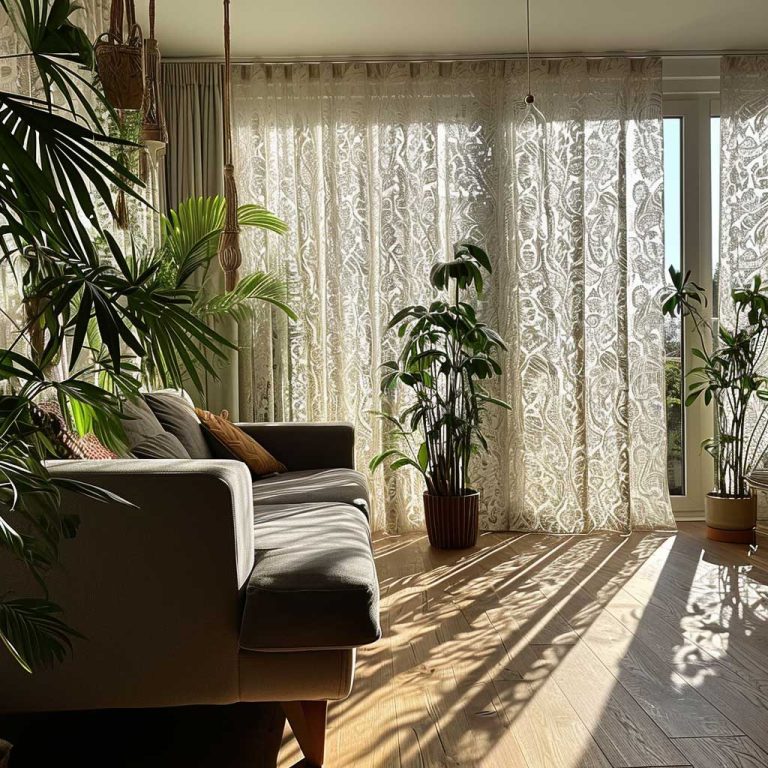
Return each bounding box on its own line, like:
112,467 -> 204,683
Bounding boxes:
278,523 -> 768,768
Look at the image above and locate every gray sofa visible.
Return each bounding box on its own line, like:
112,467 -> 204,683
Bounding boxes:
0,410 -> 380,767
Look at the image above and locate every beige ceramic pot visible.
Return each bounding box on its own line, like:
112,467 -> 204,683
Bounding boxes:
704,493 -> 757,543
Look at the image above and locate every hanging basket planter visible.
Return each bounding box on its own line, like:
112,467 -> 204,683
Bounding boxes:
95,0 -> 145,111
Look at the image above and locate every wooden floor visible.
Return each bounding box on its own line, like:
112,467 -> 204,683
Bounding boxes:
278,523 -> 768,768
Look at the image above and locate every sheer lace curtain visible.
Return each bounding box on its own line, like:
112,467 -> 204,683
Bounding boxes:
237,59 -> 674,533
719,56 -> 768,303
719,56 -> 768,494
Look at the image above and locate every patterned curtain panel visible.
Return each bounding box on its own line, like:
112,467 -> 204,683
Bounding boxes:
719,56 -> 768,493
231,58 -> 673,534
719,56 -> 768,304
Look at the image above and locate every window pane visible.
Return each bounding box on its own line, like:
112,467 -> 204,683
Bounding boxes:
664,117 -> 684,495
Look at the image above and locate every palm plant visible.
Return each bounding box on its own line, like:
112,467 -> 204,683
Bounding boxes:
370,243 -> 510,498
662,265 -> 768,498
0,0 -> 265,671
127,195 -> 296,392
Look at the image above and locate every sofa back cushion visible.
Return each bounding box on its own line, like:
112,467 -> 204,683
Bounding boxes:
130,432 -> 192,459
144,392 -> 212,459
195,408 -> 286,478
120,397 -> 166,454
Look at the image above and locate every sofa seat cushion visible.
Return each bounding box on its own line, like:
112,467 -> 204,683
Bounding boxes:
240,502 -> 380,651
251,469 -> 370,517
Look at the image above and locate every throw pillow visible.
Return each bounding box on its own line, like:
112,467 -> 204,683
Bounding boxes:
130,432 -> 191,459
120,396 -> 167,453
195,409 -> 286,477
144,392 -> 212,459
33,402 -> 119,460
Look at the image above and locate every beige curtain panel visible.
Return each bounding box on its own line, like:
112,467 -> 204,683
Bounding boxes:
225,58 -> 674,534
162,61 -> 240,416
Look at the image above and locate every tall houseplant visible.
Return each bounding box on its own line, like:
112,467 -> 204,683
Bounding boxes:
371,243 -> 509,548
0,1 -> 268,672
663,266 -> 768,542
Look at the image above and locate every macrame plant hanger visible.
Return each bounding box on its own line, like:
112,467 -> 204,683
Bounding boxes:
217,0 -> 241,292
140,0 -> 167,181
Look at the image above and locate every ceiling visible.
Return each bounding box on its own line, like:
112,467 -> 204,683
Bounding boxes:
136,0 -> 768,60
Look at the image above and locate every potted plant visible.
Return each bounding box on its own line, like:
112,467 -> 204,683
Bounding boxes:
662,266 -> 768,542
370,243 -> 510,548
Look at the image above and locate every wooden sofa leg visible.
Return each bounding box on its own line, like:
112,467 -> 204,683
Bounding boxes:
281,700 -> 328,766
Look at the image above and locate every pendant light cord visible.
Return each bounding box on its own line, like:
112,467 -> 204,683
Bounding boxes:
525,0 -> 534,104
149,0 -> 155,38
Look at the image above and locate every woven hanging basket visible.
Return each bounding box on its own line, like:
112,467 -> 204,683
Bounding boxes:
95,0 -> 145,110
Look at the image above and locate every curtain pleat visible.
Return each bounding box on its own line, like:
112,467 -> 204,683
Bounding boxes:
230,58 -> 674,534
162,62 -> 239,416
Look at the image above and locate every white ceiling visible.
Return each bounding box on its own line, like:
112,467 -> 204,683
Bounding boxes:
136,0 -> 768,60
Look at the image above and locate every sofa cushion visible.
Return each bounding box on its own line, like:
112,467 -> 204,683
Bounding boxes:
120,397 -> 166,453
144,392 -> 212,459
240,502 -> 380,651
251,469 -> 370,517
130,432 -> 191,459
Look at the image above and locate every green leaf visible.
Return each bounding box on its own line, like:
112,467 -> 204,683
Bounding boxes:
0,598 -> 82,673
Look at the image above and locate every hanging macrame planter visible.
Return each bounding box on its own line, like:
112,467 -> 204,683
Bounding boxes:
140,0 -> 167,181
217,0 -> 242,292
95,0 -> 145,111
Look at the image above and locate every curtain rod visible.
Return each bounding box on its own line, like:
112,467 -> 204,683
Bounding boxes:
163,49 -> 768,65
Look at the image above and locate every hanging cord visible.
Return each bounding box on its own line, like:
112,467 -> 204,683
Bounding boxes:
525,0 -> 534,104
149,0 -> 155,38
222,0 -> 233,166
217,0 -> 242,291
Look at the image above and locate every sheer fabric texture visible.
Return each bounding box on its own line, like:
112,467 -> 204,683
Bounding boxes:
719,56 -> 768,307
718,56 -> 768,489
232,58 -> 674,534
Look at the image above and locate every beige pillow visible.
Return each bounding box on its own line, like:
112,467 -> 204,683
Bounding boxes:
195,409 -> 286,477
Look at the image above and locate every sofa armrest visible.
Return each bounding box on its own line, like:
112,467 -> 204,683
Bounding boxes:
236,422 -> 356,471
48,458 -> 254,587
0,459 -> 254,712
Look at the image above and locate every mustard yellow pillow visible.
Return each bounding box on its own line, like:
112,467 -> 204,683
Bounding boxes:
195,409 -> 287,477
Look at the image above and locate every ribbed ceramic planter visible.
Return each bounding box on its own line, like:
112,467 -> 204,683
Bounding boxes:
423,490 -> 479,549
705,493 -> 757,544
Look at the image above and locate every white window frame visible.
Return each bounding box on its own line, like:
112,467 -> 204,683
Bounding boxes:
663,95 -> 720,519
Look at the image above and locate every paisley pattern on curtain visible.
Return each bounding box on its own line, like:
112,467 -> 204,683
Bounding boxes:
219,59 -> 673,533
719,56 -> 768,306
718,56 -> 768,504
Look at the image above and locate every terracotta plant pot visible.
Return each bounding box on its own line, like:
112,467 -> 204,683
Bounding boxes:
423,490 -> 479,549
704,493 -> 757,544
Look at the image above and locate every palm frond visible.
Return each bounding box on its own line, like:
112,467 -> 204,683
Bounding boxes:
0,0 -> 113,128
195,271 -> 297,322
160,196 -> 289,287
0,598 -> 82,673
